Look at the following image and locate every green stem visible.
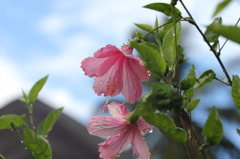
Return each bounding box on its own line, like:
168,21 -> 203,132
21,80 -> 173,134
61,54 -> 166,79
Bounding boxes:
28,104 -> 35,130
179,0 -> 232,86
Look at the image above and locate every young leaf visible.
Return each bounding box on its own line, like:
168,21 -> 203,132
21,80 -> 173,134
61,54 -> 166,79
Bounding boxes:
130,40 -> 166,77
134,23 -> 153,32
37,107 -> 63,136
186,99 -> 200,112
204,17 -> 222,43
28,75 -> 48,105
162,22 -> 181,63
23,128 -> 52,159
194,70 -> 216,89
0,114 -> 25,130
19,89 -> 28,104
180,65 -> 197,90
202,107 -> 223,145
213,0 -> 232,16
208,24 -> 240,44
144,3 -> 181,17
232,75 -> 240,109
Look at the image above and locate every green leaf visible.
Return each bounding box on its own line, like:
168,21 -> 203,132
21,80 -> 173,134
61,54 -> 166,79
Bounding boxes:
213,0 -> 232,16
149,82 -> 183,112
144,3 -> 181,17
204,17 -> 222,43
0,154 -> 7,159
208,24 -> 240,44
186,65 -> 197,79
144,113 -> 187,143
19,89 -> 28,104
130,91 -> 187,143
162,22 -> 181,63
23,128 -> 52,159
237,129 -> 240,136
232,75 -> 240,109
202,107 -> 223,145
186,99 -> 200,112
180,65 -> 197,90
37,107 -> 63,136
130,40 -> 166,77
134,23 -> 153,32
28,75 -> 48,105
194,70 -> 216,89
0,114 -> 25,130
183,87 -> 194,100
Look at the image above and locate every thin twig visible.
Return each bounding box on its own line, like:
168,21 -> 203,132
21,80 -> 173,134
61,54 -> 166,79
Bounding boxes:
219,18 -> 240,52
179,0 -> 232,86
215,77 -> 230,86
143,21 -> 174,38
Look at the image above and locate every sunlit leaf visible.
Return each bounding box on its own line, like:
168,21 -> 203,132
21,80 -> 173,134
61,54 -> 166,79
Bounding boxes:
202,107 -> 223,145
130,40 -> 166,77
161,22 -> 181,63
213,0 -> 232,16
37,107 -> 63,136
28,75 -> 48,105
208,24 -> 240,44
0,114 -> 25,130
23,128 -> 52,159
144,3 -> 181,17
134,23 -> 153,32
232,75 -> 240,109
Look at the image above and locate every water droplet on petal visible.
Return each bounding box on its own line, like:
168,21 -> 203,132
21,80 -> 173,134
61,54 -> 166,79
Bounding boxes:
149,129 -> 153,133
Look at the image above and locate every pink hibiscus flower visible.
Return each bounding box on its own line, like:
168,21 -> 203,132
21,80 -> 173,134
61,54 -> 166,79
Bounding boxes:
81,45 -> 149,104
87,102 -> 152,159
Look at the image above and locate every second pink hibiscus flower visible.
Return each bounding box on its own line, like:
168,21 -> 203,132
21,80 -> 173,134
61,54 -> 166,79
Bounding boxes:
81,45 -> 149,104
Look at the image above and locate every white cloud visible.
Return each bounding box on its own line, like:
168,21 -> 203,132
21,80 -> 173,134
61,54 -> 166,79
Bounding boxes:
0,54 -> 26,108
40,88 -> 94,125
38,14 -> 69,35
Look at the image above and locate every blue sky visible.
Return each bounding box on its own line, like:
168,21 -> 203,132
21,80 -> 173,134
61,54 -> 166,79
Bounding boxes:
0,0 -> 240,149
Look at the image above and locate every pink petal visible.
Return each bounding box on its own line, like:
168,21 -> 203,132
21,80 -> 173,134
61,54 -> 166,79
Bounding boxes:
107,102 -> 130,120
121,58 -> 143,104
87,116 -> 127,138
121,45 -> 133,56
131,128 -> 151,159
93,58 -> 123,97
128,56 -> 149,81
97,53 -> 123,77
137,117 -> 152,133
99,128 -> 133,159
81,57 -> 107,77
94,45 -> 122,58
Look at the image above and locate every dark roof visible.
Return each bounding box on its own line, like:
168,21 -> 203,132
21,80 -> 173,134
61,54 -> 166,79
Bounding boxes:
0,99 -> 102,159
